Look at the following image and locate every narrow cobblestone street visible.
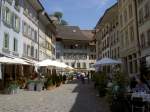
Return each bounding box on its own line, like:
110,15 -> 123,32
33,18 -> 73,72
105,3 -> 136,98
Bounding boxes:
0,80 -> 110,112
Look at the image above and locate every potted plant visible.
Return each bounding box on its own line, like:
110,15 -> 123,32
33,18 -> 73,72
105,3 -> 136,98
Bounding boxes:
27,80 -> 35,91
35,80 -> 43,92
97,72 -> 107,97
106,72 -> 128,112
46,78 -> 53,90
6,81 -> 19,94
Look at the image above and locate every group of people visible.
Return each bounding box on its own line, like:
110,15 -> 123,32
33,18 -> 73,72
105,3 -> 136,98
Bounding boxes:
130,76 -> 150,93
77,72 -> 90,84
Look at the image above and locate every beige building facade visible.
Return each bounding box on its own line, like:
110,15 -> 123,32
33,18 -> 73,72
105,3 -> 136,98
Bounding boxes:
95,3 -> 120,61
137,0 -> 150,58
118,0 -> 140,76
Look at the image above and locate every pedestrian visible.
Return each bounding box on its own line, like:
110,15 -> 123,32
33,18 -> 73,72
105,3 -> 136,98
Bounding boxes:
80,73 -> 85,84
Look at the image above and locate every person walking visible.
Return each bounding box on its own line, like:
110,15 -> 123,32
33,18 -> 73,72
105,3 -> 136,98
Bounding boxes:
80,73 -> 85,84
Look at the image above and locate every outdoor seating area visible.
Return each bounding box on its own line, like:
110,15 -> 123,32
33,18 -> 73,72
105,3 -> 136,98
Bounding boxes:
0,57 -> 74,94
92,57 -> 150,112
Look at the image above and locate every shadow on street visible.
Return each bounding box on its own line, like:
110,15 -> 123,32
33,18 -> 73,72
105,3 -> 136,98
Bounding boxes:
67,79 -> 110,112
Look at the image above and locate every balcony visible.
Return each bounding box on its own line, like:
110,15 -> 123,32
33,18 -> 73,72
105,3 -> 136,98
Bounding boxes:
64,49 -> 88,53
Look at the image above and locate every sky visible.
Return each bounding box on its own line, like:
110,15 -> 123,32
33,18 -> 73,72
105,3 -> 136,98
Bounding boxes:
40,0 -> 117,29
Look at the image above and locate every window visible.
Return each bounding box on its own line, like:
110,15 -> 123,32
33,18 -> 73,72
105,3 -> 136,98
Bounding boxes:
144,3 -> 150,18
140,33 -> 146,48
56,52 -> 60,59
28,26 -> 32,37
147,30 -> 150,46
83,63 -> 86,68
23,43 -> 27,55
14,0 -> 20,11
124,9 -> 127,23
125,29 -> 128,46
77,63 -> 80,68
13,14 -> 20,32
31,46 -> 34,57
129,4 -> 133,18
34,31 -> 37,42
23,22 -> 28,35
13,38 -> 18,52
71,63 -> 75,68
35,49 -> 38,59
31,29 -> 35,40
128,55 -> 133,74
130,25 -> 134,42
3,7 -> 11,26
27,45 -> 30,56
139,8 -> 144,24
3,33 -> 9,49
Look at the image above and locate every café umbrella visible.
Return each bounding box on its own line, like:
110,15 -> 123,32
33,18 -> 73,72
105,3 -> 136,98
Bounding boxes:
94,58 -> 122,66
35,59 -> 68,68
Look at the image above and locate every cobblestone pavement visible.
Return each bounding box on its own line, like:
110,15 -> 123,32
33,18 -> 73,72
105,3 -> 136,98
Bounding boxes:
0,80 -> 110,112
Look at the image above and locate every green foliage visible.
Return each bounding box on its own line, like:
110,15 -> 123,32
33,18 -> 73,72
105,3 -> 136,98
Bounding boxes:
93,72 -> 107,97
53,11 -> 63,20
60,19 -> 68,25
51,11 -> 68,26
106,72 -> 128,104
27,80 -> 35,84
46,77 -> 53,87
7,81 -> 19,91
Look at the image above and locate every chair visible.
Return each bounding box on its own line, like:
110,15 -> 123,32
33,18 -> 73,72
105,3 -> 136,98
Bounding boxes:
132,97 -> 146,112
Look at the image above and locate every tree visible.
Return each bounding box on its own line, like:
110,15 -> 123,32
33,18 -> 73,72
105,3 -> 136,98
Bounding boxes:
53,12 -> 63,21
60,19 -> 68,26
50,11 -> 68,26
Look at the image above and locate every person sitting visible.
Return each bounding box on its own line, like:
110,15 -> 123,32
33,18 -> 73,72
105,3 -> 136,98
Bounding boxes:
133,78 -> 150,93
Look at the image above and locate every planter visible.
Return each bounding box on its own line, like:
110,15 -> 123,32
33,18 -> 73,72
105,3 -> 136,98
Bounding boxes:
47,85 -> 55,90
27,83 -> 35,91
36,83 -> 43,91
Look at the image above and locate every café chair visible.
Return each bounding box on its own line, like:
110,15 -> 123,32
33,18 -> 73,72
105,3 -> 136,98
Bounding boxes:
131,97 -> 145,112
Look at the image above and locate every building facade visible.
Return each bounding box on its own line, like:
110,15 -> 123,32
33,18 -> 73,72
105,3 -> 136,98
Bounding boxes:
137,0 -> 150,58
56,26 -> 96,72
118,0 -> 140,76
95,3 -> 120,60
0,0 -> 56,89
0,0 -> 56,61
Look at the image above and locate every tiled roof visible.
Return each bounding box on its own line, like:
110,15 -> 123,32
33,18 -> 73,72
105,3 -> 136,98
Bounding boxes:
56,25 -> 91,41
81,30 -> 94,41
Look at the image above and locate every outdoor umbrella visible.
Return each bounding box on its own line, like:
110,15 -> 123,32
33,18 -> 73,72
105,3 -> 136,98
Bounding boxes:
0,57 -> 17,64
12,58 -> 30,65
94,58 -> 122,66
36,59 -> 68,69
35,59 -> 57,67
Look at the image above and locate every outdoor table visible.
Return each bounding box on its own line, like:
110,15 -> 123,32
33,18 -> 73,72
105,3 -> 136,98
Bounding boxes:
131,92 -> 150,112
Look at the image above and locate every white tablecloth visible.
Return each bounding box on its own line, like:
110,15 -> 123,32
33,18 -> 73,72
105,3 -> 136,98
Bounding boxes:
132,92 -> 150,102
